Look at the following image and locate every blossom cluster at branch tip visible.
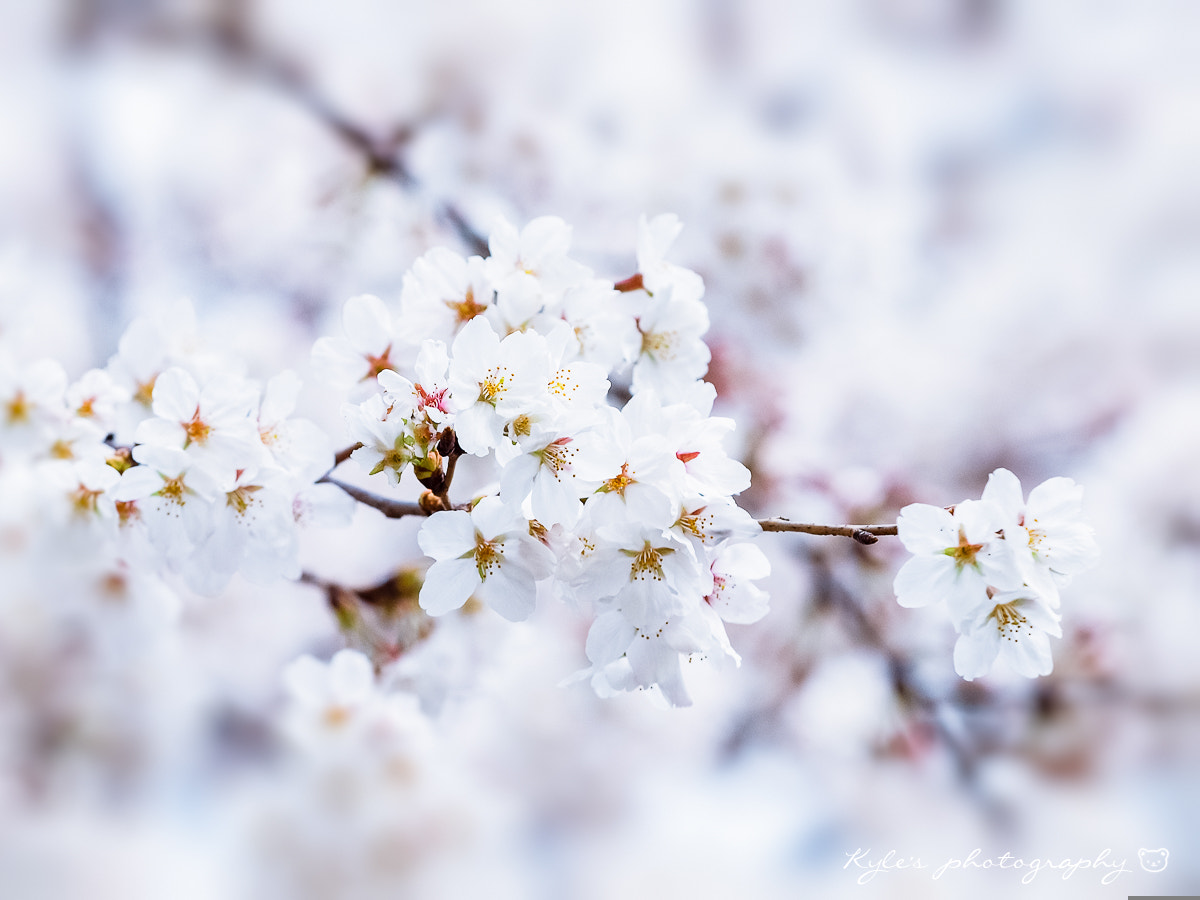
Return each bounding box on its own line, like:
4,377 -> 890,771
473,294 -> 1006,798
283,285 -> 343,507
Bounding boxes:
322,214 -> 768,706
894,468 -> 1098,681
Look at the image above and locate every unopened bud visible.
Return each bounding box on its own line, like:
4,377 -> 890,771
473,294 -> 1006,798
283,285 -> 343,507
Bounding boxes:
418,490 -> 445,515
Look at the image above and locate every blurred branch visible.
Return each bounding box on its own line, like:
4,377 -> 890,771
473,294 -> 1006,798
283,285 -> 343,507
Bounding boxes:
103,4 -> 490,256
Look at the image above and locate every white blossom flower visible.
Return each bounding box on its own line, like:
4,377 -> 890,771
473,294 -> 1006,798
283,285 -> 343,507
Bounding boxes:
399,248 -> 493,344
981,468 -> 1099,604
343,393 -> 419,485
416,496 -> 555,622
135,366 -> 264,481
704,542 -> 771,625
0,356 -> 67,456
311,294 -> 408,392
483,216 -> 590,312
113,444 -> 223,564
256,370 -> 334,483
953,587 -> 1063,680
629,286 -> 711,399
636,213 -> 705,304
447,317 -> 551,456
893,498 -> 1022,620
282,649 -> 378,744
572,403 -> 681,531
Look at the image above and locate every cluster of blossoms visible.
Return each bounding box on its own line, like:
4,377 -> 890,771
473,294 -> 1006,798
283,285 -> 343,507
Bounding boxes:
319,215 -> 770,706
0,215 -> 1100,715
0,300 -> 353,599
894,469 -> 1098,680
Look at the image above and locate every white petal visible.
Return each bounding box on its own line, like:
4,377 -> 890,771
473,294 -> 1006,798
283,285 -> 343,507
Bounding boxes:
419,558 -> 480,616
586,611 -> 637,665
417,511 -> 477,560
329,649 -> 375,703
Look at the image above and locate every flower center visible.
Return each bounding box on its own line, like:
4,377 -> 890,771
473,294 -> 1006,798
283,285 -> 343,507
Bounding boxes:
943,527 -> 984,571
537,437 -> 574,477
675,506 -> 710,541
601,461 -> 635,496
227,484 -> 262,515
478,367 -> 511,404
183,408 -> 212,446
640,329 -> 677,360
445,288 -> 488,324
989,601 -> 1033,642
71,485 -> 105,516
134,376 -> 157,407
474,534 -> 504,581
363,345 -> 395,381
157,475 -> 187,506
623,540 -> 674,582
4,390 -> 29,424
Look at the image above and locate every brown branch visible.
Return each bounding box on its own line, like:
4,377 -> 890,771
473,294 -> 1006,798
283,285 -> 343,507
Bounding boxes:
758,519 -> 899,544
333,443 -> 362,467
129,13 -> 490,257
319,476 -> 427,519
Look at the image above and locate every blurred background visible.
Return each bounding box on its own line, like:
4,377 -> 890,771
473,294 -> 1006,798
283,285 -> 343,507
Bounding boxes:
2,0 -> 1199,897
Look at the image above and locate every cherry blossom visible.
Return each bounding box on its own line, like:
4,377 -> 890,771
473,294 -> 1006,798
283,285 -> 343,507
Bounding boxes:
416,496 -> 556,622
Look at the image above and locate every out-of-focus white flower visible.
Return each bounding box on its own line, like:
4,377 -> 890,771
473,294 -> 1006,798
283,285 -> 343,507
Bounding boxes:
282,648 -> 378,741
0,356 -> 67,456
636,213 -> 705,304
400,248 -> 493,343
483,215 -> 590,312
135,366 -> 264,481
311,294 -> 408,392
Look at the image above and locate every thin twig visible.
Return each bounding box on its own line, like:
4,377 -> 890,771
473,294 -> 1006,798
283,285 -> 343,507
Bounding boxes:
758,519 -> 898,544
333,443 -> 362,467
319,476 -> 427,519
138,14 -> 490,256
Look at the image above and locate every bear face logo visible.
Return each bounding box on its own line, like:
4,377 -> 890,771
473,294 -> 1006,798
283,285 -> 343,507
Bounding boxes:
1138,848 -> 1169,872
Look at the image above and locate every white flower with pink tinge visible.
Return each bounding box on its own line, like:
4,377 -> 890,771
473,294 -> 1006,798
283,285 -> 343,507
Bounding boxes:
416,496 -> 555,622
953,586 -> 1063,680
447,317 -> 551,457
624,386 -> 751,498
377,339 -> 453,427
704,542 -> 771,625
499,427 -> 596,528
980,468 -> 1098,605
